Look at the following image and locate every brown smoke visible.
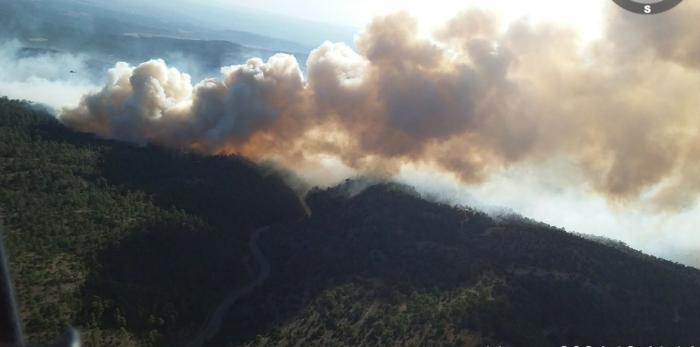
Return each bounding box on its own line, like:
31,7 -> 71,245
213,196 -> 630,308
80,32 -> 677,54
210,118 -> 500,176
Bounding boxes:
60,2 -> 700,211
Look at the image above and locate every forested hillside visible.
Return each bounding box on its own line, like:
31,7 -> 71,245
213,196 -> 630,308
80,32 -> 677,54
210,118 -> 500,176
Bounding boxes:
2,97 -> 700,347
212,183 -> 700,347
0,97 -> 305,346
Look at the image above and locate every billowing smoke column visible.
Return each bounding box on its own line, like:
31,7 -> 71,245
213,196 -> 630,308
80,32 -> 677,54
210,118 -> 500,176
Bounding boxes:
61,3 -> 700,211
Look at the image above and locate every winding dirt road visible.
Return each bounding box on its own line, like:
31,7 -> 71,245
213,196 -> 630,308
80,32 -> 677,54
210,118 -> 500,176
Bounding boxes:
185,227 -> 271,347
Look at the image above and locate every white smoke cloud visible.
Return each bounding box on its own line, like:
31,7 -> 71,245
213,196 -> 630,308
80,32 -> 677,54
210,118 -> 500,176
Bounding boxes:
62,55 -> 308,151
61,7 -> 700,212
52,4 -> 700,267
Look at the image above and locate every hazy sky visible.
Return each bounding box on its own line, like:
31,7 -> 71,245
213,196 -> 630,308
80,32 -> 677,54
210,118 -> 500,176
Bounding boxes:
205,0 -> 608,40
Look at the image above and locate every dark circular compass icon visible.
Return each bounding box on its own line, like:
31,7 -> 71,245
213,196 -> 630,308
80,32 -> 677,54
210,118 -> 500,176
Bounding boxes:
612,0 -> 683,14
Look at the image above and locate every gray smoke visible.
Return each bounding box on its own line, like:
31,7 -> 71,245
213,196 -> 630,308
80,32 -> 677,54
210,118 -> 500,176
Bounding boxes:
60,2 -> 700,214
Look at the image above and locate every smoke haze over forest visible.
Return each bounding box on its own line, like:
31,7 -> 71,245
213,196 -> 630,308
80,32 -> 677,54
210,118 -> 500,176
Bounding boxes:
2,0 -> 700,268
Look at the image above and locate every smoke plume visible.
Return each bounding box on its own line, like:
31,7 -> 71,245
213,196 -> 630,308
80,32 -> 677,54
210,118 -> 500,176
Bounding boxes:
60,2 -> 700,211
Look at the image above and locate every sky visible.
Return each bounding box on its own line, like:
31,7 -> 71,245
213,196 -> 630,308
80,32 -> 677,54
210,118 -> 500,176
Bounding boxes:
206,0 -> 608,41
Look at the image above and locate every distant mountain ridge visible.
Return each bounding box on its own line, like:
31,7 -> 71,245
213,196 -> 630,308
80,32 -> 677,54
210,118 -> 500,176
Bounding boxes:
0,0 -> 312,81
0,0 -> 351,53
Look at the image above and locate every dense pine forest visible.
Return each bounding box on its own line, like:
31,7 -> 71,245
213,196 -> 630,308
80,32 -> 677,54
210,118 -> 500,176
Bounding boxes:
2,97 -> 700,346
0,97 -> 305,345
211,183 -> 700,346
